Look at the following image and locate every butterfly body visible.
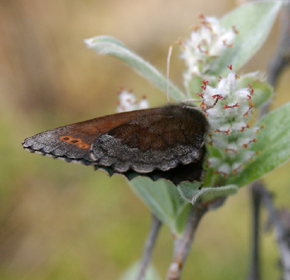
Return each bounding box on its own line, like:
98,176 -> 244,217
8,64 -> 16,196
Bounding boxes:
22,104 -> 208,185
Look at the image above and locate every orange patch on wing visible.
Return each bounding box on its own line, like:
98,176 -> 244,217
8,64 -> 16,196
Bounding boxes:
60,136 -> 90,149
78,143 -> 90,149
60,136 -> 73,142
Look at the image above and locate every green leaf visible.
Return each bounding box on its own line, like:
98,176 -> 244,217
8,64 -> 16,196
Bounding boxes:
211,1 -> 283,76
129,177 -> 195,235
229,102 -> 290,187
187,75 -> 203,96
177,181 -> 202,203
84,36 -> 185,101
174,203 -> 192,234
178,183 -> 238,205
196,185 -> 238,203
119,262 -> 161,280
238,72 -> 273,108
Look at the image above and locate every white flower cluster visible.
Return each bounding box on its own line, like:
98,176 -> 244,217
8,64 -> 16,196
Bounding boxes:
200,66 -> 263,176
116,89 -> 149,112
180,15 -> 237,85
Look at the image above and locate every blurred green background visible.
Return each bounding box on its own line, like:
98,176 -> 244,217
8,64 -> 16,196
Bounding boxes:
1,0 -> 290,279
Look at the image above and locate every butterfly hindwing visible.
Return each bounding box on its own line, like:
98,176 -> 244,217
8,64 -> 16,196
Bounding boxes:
90,105 -> 208,178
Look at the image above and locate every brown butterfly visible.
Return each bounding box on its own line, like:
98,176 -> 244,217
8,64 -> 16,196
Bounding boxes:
22,104 -> 209,185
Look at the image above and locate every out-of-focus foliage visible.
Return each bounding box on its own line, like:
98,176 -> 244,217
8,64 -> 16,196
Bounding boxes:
1,0 -> 289,279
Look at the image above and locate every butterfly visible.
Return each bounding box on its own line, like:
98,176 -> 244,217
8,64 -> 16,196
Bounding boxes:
22,104 -> 209,185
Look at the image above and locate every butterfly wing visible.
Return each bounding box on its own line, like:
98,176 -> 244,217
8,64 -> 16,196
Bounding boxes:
22,108 -> 159,165
22,104 -> 208,185
91,104 -> 208,184
94,146 -> 207,185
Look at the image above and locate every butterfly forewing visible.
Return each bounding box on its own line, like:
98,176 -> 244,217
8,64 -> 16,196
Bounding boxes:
22,109 -> 156,163
22,104 -> 209,185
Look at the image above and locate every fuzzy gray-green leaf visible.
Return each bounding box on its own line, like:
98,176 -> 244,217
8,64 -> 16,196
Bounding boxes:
238,73 -> 273,108
85,36 -> 185,101
211,1 -> 283,76
129,177 -> 188,235
229,102 -> 290,187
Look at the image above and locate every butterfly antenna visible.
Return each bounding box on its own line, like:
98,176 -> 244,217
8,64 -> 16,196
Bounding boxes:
206,96 -> 219,110
182,96 -> 220,112
166,44 -> 173,103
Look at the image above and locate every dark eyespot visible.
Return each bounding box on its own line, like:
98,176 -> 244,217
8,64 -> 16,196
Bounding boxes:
70,139 -> 81,144
60,136 -> 72,142
78,143 -> 90,149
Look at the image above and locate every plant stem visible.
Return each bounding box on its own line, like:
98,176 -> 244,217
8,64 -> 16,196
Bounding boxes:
135,213 -> 162,280
255,183 -> 290,280
248,182 -> 262,280
263,3 -> 290,116
166,203 -> 208,280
